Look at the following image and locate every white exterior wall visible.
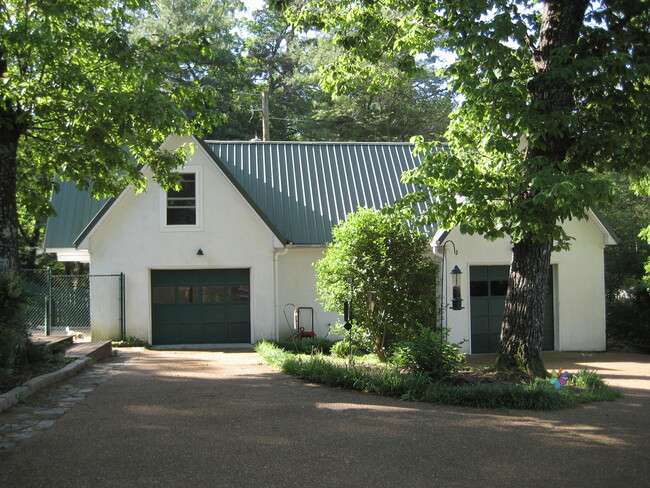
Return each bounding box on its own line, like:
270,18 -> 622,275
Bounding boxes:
85,136 -> 281,344
440,215 -> 610,354
276,247 -> 340,340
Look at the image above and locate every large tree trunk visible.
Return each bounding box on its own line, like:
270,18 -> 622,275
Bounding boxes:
0,48 -> 24,276
496,1 -> 589,377
0,125 -> 21,275
497,239 -> 553,377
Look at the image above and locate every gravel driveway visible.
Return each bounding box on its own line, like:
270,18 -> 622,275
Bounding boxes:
0,348 -> 648,488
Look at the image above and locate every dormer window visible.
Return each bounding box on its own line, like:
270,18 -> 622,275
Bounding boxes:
167,173 -> 196,225
160,166 -> 202,231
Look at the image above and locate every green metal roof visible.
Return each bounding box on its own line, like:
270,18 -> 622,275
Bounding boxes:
44,179 -> 109,249
203,141 -> 433,244
45,140 -> 435,249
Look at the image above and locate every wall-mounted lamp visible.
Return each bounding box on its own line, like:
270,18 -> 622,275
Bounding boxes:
450,265 -> 464,310
196,248 -> 204,256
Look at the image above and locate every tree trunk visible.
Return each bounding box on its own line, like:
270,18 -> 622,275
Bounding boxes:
0,126 -> 21,275
497,239 -> 553,377
496,1 -> 589,377
0,47 -> 24,276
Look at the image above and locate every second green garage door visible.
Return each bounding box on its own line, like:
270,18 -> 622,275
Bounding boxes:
151,269 -> 250,345
470,265 -> 554,354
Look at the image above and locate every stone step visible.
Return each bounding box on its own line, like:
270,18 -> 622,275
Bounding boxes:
65,341 -> 113,361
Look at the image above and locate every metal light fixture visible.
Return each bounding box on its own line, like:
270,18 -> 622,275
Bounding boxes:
196,248 -> 204,256
450,265 -> 464,310
343,277 -> 354,330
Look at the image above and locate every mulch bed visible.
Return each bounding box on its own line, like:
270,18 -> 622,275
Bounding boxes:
442,369 -> 533,386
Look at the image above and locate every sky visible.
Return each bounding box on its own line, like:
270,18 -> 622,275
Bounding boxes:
243,0 -> 265,15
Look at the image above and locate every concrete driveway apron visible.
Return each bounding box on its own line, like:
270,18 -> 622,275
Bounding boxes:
1,348 -> 648,488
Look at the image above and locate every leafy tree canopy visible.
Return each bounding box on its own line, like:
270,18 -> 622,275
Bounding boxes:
280,0 -> 649,245
292,37 -> 455,141
0,0 -> 225,272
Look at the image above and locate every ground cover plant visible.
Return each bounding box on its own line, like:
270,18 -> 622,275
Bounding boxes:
255,341 -> 620,410
0,339 -> 74,395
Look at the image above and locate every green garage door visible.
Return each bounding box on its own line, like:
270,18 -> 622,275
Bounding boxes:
151,269 -> 250,345
470,266 -> 554,354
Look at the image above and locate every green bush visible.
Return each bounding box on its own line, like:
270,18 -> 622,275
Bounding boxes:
607,295 -> 650,346
329,321 -> 374,357
393,326 -> 465,381
0,274 -> 29,376
330,340 -> 350,357
314,207 -> 439,361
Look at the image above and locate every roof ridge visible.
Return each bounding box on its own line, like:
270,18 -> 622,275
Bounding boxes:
203,140 -> 417,146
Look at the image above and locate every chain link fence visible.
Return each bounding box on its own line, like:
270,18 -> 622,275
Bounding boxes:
21,269 -> 125,341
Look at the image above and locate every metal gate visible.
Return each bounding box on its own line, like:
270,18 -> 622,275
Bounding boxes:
21,269 -> 125,341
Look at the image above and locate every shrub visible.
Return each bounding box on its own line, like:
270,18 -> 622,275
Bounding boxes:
314,207 -> 439,361
607,295 -> 650,346
0,274 -> 29,376
331,340 -> 350,358
329,321 -> 374,357
393,326 -> 465,381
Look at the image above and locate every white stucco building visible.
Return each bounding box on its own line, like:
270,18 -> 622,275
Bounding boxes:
45,136 -> 617,353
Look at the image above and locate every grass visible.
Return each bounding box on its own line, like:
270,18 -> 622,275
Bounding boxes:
255,341 -> 621,410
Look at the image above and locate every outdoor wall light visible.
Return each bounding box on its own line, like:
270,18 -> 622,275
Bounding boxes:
196,248 -> 204,256
450,265 -> 464,310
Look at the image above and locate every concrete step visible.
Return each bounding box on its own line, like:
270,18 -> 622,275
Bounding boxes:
65,341 -> 113,361
32,335 -> 74,353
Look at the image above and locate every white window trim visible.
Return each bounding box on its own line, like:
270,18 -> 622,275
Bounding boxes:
160,165 -> 203,232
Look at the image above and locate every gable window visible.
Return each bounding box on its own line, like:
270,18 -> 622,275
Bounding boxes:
167,173 -> 196,225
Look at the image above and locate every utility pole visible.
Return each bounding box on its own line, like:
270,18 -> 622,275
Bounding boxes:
237,90 -> 272,141
261,90 -> 270,141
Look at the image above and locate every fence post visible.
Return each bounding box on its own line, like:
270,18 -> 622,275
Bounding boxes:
45,267 -> 52,336
120,272 -> 126,340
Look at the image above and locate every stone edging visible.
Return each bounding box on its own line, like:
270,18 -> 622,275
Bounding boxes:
0,357 -> 93,414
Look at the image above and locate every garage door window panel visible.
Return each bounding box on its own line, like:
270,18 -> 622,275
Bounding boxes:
203,285 -> 226,303
152,286 -> 175,304
178,285 -> 200,303
229,284 -> 250,302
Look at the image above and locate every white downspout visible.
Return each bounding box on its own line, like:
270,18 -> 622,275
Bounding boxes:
273,243 -> 292,340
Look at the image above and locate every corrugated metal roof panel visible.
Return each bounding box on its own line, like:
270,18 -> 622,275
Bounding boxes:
45,140 -> 437,251
205,141 -> 434,244
44,179 -> 109,249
